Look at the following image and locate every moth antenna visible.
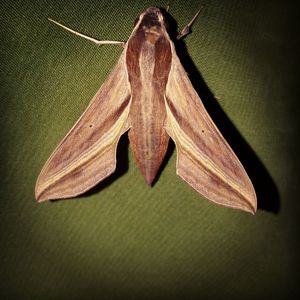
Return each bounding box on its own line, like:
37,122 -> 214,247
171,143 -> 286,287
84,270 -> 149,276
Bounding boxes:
166,3 -> 170,12
48,18 -> 125,46
176,6 -> 204,40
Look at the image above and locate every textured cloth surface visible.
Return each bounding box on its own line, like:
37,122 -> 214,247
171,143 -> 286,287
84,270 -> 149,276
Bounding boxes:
1,0 -> 299,299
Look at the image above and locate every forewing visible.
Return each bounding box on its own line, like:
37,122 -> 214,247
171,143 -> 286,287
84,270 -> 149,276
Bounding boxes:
165,45 -> 256,213
35,52 -> 131,201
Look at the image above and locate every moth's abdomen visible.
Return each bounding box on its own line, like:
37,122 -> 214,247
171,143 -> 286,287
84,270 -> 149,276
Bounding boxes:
128,111 -> 169,185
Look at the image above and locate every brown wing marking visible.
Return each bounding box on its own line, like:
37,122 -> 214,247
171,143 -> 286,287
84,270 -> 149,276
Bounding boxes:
165,44 -> 256,213
35,52 -> 131,201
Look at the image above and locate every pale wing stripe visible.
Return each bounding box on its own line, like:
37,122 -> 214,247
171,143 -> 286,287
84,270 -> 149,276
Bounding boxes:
165,100 -> 253,203
38,103 -> 130,193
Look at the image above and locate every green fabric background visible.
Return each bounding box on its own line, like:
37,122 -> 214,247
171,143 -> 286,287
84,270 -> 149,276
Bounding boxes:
1,0 -> 299,299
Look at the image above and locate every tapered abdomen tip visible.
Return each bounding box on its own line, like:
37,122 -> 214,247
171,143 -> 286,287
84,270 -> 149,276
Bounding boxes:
142,171 -> 156,186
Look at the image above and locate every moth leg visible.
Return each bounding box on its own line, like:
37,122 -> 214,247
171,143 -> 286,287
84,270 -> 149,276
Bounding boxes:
48,18 -> 126,47
176,7 -> 203,40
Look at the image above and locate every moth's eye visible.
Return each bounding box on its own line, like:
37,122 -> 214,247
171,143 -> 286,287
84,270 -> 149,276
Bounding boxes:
133,17 -> 139,26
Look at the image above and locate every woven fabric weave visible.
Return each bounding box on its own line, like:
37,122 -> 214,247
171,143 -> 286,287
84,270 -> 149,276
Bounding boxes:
1,0 -> 299,299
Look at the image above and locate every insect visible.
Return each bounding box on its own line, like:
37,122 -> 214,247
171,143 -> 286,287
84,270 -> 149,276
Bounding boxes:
35,7 -> 257,213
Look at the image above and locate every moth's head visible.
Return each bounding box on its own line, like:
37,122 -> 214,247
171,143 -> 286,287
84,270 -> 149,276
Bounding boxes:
133,7 -> 168,44
136,7 -> 169,28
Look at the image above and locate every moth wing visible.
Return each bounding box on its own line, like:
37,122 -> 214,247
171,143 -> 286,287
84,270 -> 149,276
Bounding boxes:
165,46 -> 256,213
36,52 -> 131,201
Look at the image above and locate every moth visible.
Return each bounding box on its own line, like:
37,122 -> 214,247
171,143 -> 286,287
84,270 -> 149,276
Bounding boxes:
35,7 -> 257,213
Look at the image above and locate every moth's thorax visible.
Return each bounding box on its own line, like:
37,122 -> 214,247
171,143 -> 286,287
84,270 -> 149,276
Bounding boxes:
126,7 -> 171,84
143,25 -> 161,44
